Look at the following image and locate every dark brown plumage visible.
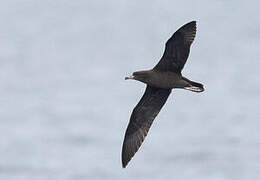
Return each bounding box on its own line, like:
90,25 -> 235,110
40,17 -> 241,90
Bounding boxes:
122,21 -> 204,168
154,21 -> 196,73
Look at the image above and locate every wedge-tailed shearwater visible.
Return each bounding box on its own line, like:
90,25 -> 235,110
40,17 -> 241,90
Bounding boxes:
122,21 -> 204,168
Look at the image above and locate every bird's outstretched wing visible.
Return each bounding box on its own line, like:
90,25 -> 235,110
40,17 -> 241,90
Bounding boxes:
122,86 -> 171,168
154,21 -> 196,74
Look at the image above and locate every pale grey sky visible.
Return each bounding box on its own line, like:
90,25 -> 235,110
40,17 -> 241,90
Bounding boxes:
0,1 -> 260,180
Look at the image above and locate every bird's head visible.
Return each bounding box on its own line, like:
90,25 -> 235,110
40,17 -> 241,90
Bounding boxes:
125,70 -> 151,83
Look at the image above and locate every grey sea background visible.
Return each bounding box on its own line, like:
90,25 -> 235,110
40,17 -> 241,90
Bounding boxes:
1,1 -> 260,179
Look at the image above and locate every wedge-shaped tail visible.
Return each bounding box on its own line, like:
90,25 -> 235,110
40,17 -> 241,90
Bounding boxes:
182,77 -> 204,93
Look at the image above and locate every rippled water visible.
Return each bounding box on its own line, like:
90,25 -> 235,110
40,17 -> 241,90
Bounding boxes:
1,1 -> 260,179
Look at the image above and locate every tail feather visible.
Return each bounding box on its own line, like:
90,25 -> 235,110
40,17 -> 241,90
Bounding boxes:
184,86 -> 204,92
182,77 -> 204,93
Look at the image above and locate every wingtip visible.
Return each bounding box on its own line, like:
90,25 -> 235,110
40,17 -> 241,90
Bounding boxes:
186,21 -> 197,28
189,21 -> 197,27
121,147 -> 129,168
189,20 -> 196,24
122,159 -> 128,168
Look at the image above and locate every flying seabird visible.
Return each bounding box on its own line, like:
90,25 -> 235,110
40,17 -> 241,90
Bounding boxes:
122,21 -> 204,168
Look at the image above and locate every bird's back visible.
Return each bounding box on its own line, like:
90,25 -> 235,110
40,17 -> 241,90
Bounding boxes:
146,70 -> 185,89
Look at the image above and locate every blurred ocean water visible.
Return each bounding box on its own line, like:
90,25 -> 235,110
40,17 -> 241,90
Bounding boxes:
0,1 -> 260,179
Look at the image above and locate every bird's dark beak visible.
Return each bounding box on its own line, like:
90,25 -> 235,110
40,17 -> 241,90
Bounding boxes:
125,75 -> 134,80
